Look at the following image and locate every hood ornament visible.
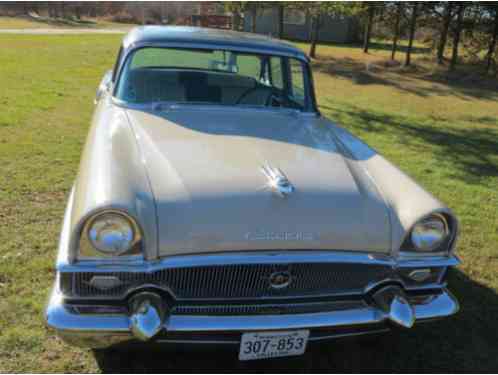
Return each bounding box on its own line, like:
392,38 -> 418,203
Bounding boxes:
261,164 -> 294,198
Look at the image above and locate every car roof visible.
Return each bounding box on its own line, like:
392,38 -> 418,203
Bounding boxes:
122,26 -> 308,61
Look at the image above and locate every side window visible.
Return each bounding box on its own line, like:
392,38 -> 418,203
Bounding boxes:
270,57 -> 284,90
237,55 -> 262,80
289,59 -> 305,107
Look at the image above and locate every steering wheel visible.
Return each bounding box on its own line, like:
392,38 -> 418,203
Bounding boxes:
268,94 -> 283,107
235,87 -> 273,106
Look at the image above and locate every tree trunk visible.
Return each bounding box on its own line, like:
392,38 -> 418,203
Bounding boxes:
251,6 -> 257,33
309,14 -> 321,59
89,5 -> 97,18
61,2 -> 67,19
437,2 -> 453,65
486,10 -> 498,74
449,4 -> 465,72
391,3 -> 402,60
405,3 -> 418,67
231,11 -> 240,31
363,5 -> 375,53
277,4 -> 284,39
75,4 -> 81,20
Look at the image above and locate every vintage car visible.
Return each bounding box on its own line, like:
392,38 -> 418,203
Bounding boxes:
45,26 -> 460,361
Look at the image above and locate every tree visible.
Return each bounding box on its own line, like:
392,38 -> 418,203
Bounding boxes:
363,3 -> 376,53
437,2 -> 455,65
449,3 -> 466,71
224,2 -> 243,31
89,3 -> 97,18
277,3 -> 284,39
47,2 -> 54,18
60,2 -> 66,19
486,4 -> 498,74
309,12 -> 321,58
249,3 -> 257,33
73,2 -> 82,20
53,2 -> 60,18
224,2 -> 262,33
405,2 -> 419,67
391,2 -> 403,60
302,2 -> 361,58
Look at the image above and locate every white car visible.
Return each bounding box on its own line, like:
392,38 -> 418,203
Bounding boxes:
46,26 -> 460,361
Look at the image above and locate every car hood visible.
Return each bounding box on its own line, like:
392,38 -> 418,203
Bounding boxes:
126,107 -> 391,256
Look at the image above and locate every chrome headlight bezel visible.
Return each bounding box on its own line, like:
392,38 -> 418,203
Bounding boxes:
403,213 -> 455,254
78,210 -> 142,259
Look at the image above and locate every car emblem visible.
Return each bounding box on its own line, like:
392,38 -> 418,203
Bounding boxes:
261,164 -> 294,198
269,271 -> 292,289
87,276 -> 123,291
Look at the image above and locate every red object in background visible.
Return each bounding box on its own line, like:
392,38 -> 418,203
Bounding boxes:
191,15 -> 231,29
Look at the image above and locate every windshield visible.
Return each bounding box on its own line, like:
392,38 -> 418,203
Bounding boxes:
115,47 -> 311,111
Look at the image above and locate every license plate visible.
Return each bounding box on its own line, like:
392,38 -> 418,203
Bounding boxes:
239,330 -> 309,361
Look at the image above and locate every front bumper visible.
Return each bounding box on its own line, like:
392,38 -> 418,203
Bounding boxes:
45,285 -> 459,349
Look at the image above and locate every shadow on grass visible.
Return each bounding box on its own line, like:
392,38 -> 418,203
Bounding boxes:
92,268 -> 498,372
293,39 -> 430,54
312,56 -> 498,101
320,103 -> 498,188
368,41 -> 431,54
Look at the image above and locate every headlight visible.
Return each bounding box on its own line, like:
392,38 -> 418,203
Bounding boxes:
87,212 -> 136,255
410,214 -> 449,252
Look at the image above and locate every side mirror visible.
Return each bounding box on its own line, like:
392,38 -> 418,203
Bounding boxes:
95,70 -> 113,104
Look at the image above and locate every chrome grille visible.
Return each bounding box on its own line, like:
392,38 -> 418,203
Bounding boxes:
172,300 -> 367,315
62,262 -> 393,300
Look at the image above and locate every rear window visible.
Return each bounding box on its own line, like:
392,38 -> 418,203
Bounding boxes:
130,48 -> 229,71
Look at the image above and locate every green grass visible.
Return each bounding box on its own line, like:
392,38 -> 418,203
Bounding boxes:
0,35 -> 497,372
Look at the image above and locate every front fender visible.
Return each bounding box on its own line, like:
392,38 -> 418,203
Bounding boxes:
67,99 -> 157,263
329,122 -> 457,255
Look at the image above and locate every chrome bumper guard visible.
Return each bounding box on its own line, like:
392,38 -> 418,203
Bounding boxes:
45,285 -> 459,349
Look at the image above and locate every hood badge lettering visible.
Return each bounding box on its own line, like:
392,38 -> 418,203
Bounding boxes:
245,231 -> 317,241
261,164 -> 294,198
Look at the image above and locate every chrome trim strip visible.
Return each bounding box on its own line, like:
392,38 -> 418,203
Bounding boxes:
58,250 -> 397,273
112,97 -> 302,116
396,254 -> 460,268
308,328 -> 390,342
154,329 -> 391,345
126,41 -> 309,63
58,250 -> 460,274
167,308 -> 383,332
155,339 -> 240,345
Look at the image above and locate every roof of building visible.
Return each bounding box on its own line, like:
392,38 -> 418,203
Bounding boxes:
122,26 -> 308,61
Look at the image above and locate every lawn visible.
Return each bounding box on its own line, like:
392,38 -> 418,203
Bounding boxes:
0,15 -> 133,30
0,34 -> 497,372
